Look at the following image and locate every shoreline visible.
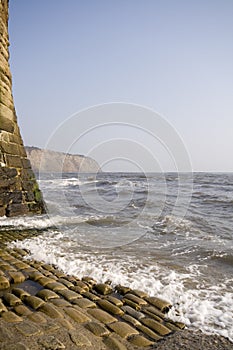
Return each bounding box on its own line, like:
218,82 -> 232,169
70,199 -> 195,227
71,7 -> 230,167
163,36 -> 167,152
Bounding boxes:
0,229 -> 232,349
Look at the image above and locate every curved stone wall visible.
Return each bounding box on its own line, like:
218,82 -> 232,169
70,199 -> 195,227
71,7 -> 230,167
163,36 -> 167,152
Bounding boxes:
0,0 -> 45,216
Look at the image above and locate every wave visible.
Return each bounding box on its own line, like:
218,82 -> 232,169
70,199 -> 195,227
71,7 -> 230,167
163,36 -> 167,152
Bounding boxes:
10,233 -> 233,342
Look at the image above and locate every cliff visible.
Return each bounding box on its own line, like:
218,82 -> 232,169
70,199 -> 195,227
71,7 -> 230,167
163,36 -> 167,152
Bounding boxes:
26,146 -> 101,173
0,0 -> 45,216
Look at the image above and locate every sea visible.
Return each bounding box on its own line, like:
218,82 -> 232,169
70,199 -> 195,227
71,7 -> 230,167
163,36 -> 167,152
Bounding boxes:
0,172 -> 232,341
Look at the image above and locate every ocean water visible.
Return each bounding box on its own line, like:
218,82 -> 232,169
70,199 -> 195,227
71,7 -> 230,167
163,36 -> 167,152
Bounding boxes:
1,172 -> 232,341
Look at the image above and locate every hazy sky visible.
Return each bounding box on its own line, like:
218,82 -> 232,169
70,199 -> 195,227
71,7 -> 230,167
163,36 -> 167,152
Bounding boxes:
8,0 -> 233,172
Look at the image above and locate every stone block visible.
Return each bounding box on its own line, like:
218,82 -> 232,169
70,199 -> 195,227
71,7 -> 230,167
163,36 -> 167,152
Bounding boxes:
123,293 -> 148,306
0,115 -> 14,133
145,296 -> 172,313
0,206 -> 6,216
9,190 -> 23,204
0,103 -> 16,121
3,293 -> 23,306
141,318 -> 172,336
64,306 -> 90,323
129,334 -> 154,347
5,154 -> 22,168
24,295 -> 45,310
2,167 -> 17,178
39,303 -> 64,319
108,321 -> 139,338
21,158 -> 32,169
0,140 -> 19,155
1,311 -> 23,323
97,299 -> 124,316
104,335 -> 127,350
94,283 -> 113,295
0,275 -> 10,289
85,321 -> 110,337
87,308 -> 117,324
6,203 -> 29,217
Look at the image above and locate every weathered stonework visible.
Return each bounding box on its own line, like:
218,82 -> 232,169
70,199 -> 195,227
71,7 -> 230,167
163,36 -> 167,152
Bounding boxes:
0,0 -> 45,216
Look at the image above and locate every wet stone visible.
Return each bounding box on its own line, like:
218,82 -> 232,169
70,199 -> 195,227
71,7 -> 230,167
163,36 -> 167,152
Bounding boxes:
41,263 -> 54,272
24,295 -> 45,310
69,330 -> 92,347
41,320 -> 60,333
38,335 -> 65,349
57,278 -> 74,288
94,283 -> 112,295
104,335 -> 127,350
46,282 -> 68,292
141,318 -> 172,336
64,306 -> 90,323
58,318 -> 75,330
123,293 -> 147,306
0,263 -> 15,271
106,295 -> 123,307
145,296 -> 172,313
144,305 -> 165,319
121,314 -> 142,327
72,285 -> 87,294
82,276 -> 97,287
97,299 -> 124,316
50,298 -> 72,308
122,298 -> 141,310
39,269 -> 53,277
86,321 -> 110,337
58,288 -> 81,301
108,321 -> 139,338
0,324 -> 12,342
75,280 -> 89,291
72,297 -> 96,308
38,277 -> 56,287
12,287 -> 30,299
129,334 -> 154,347
8,271 -> 25,284
39,303 -> 64,318
53,270 -> 67,279
137,324 -> 163,341
0,299 -> 8,312
130,289 -> 149,299
27,311 -> 47,324
3,292 -> 23,306
0,275 -> 10,290
15,321 -> 41,336
115,285 -> 131,295
143,309 -> 163,322
88,308 -> 117,324
27,270 -> 44,281
165,321 -> 182,331
1,311 -> 23,322
13,248 -> 28,257
14,304 -> 32,316
82,291 -> 100,301
36,289 -> 60,301
14,262 -> 30,270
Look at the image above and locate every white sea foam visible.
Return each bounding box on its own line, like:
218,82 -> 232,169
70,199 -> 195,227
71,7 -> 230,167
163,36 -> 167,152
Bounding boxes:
0,214 -> 88,229
11,232 -> 233,342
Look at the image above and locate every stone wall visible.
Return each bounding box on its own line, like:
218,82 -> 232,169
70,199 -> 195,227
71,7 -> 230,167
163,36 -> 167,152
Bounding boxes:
0,0 -> 45,216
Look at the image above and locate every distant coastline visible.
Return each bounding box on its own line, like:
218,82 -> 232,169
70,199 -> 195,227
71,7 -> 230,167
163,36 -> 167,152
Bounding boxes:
25,146 -> 101,173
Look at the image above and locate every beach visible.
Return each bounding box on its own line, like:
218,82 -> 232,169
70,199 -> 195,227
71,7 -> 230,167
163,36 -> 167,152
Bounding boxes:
0,228 -> 232,349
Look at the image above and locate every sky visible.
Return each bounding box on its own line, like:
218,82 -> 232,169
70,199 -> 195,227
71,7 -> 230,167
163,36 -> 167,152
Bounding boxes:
8,0 -> 233,172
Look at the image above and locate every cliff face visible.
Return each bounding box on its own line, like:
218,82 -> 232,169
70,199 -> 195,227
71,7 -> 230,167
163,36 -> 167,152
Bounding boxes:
0,0 -> 45,216
26,147 -> 101,173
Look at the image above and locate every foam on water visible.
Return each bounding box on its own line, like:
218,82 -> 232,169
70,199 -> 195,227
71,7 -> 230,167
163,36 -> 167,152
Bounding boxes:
11,231 -> 233,342
0,214 -> 89,230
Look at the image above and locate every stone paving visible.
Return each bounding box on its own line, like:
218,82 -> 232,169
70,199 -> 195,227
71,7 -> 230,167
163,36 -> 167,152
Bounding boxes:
0,230 -> 185,349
